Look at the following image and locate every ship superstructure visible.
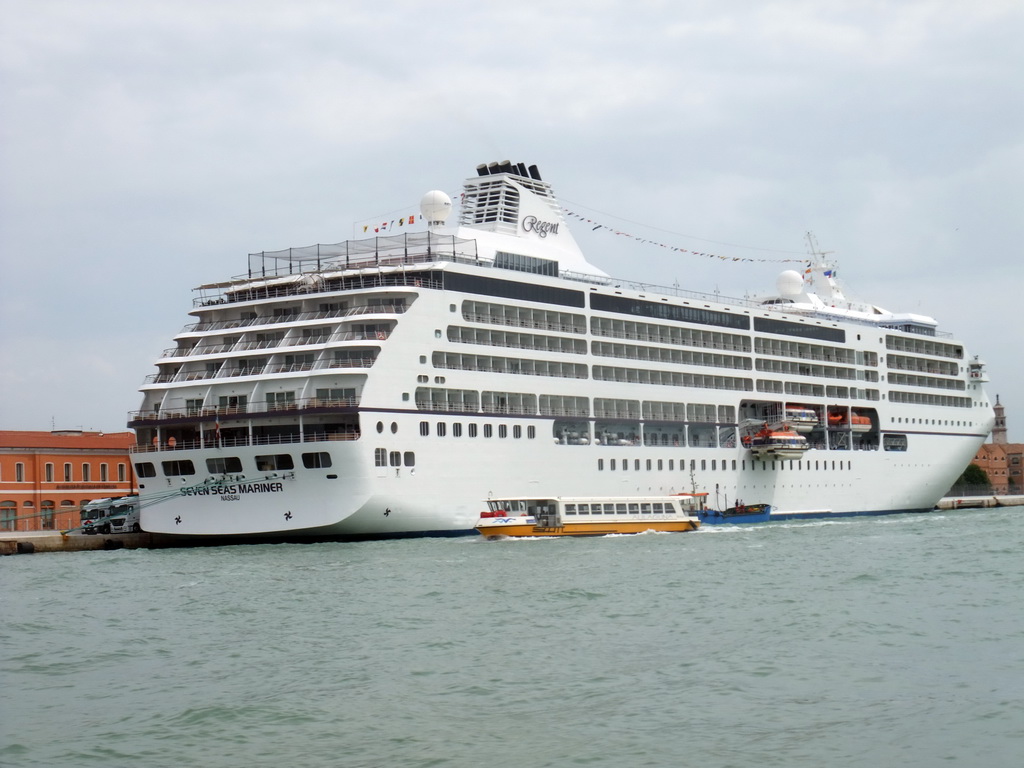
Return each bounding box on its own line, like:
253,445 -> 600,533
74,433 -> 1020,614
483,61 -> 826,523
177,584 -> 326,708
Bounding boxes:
129,162 -> 994,537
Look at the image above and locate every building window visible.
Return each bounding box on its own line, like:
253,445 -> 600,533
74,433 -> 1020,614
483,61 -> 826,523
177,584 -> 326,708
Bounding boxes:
45,463 -> 54,483
15,463 -> 25,483
64,463 -> 72,482
100,463 -> 109,482
82,464 -> 90,482
41,501 -> 55,530
1,501 -> 16,531
118,464 -> 127,482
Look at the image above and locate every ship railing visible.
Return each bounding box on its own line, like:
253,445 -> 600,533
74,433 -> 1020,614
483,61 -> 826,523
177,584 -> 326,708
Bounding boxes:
129,430 -> 362,453
127,396 -> 361,424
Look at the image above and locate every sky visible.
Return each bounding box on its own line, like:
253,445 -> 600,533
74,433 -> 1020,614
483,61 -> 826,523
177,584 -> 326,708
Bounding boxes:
1,0 -> 1022,440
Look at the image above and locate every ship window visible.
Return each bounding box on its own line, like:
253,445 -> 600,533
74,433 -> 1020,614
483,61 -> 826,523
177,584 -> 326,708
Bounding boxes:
374,448 -> 386,466
484,424 -> 493,438
646,459 -> 652,471
404,452 -> 415,467
711,460 -> 717,470
207,456 -> 243,473
135,462 -> 156,478
513,425 -> 522,439
669,460 -> 674,470
376,421 -> 384,433
469,424 -> 478,437
598,459 -> 604,471
732,460 -> 737,470
255,454 -> 294,471
499,425 -> 508,438
390,451 -> 401,467
528,426 -> 535,439
657,459 -> 663,470
453,423 -> 462,437
391,422 -> 398,434
701,460 -> 706,470
622,460 -> 628,471
437,423 -> 447,437
161,460 -> 196,476
609,459 -> 615,470
420,421 -> 429,436
301,453 -> 332,469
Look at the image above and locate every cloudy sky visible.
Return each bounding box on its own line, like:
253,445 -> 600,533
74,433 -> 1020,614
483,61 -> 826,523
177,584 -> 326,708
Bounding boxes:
2,0 -> 1022,440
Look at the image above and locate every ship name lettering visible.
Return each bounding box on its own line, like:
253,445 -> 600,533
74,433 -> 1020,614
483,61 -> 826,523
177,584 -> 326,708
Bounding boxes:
180,481 -> 285,498
522,215 -> 559,237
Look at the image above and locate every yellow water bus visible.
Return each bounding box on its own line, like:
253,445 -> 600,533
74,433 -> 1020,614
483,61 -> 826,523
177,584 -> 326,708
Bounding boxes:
475,495 -> 704,539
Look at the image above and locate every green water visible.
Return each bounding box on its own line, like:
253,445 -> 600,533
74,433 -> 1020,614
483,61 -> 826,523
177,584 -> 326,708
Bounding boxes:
3,508 -> 1024,767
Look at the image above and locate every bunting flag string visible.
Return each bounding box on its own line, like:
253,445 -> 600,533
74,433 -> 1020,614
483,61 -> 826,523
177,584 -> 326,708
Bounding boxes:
562,209 -> 807,264
356,208 -> 421,235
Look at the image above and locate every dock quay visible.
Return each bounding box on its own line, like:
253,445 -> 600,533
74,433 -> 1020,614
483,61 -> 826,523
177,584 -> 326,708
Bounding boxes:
0,530 -> 188,555
936,494 -> 1024,510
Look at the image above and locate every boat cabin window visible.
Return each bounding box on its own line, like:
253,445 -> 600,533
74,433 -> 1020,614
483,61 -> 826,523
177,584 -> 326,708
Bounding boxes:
207,456 -> 244,473
628,503 -> 640,514
161,460 -> 196,476
255,454 -> 294,471
301,452 -> 332,469
565,504 -> 577,515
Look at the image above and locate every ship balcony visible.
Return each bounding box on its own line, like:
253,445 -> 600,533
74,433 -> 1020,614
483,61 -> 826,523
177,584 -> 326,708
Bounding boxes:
180,304 -> 403,334
127,395 -> 361,427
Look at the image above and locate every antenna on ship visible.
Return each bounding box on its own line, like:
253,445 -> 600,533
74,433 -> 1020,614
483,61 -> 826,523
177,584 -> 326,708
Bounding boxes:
804,231 -> 833,265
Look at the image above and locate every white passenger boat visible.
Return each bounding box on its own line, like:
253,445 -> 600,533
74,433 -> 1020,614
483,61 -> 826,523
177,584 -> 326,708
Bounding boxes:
128,161 -> 995,539
475,495 -> 702,538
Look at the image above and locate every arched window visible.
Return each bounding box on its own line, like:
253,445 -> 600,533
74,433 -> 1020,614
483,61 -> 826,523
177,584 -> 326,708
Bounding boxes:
1,501 -> 17,531
41,501 -> 55,530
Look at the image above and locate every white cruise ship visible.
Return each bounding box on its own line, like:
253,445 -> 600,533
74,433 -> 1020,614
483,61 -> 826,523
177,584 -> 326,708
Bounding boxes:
129,161 -> 995,538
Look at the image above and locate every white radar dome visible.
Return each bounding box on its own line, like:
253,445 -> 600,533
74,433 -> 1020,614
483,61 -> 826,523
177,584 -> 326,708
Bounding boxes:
420,190 -> 452,225
776,269 -> 804,297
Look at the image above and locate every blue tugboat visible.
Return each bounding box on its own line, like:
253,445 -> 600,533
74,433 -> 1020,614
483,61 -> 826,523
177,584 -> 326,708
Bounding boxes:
699,502 -> 773,525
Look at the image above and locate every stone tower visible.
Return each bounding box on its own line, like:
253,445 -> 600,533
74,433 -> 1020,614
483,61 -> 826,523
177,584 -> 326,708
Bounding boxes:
992,394 -> 1007,444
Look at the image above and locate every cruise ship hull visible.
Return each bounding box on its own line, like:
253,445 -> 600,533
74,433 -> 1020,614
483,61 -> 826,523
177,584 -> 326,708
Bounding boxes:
130,162 -> 994,539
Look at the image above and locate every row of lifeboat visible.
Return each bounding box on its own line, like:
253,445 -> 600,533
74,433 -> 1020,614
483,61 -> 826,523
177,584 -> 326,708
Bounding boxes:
784,405 -> 873,433
741,406 -> 876,459
741,424 -> 809,460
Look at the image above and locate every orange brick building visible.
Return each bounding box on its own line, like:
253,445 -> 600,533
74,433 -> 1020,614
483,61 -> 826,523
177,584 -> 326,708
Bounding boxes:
0,430 -> 138,531
971,396 -> 1023,495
